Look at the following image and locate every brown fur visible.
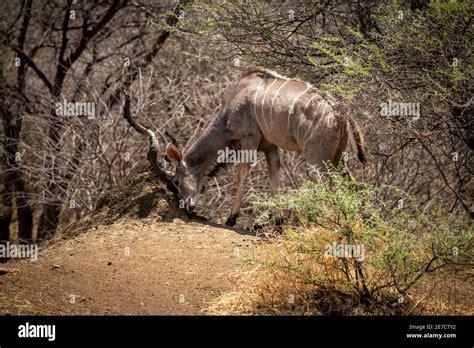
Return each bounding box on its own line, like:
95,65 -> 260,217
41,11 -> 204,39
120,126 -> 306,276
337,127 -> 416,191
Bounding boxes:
170,67 -> 369,226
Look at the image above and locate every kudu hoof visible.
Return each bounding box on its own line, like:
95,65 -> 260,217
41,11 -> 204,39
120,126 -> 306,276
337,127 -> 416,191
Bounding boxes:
225,214 -> 238,227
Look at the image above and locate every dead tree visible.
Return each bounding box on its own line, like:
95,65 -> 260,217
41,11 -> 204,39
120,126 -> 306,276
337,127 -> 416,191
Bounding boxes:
0,0 -> 192,242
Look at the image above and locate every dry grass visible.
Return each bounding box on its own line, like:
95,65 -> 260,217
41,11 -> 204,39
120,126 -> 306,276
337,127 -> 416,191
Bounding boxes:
206,227 -> 473,316
0,290 -> 51,315
408,267 -> 474,315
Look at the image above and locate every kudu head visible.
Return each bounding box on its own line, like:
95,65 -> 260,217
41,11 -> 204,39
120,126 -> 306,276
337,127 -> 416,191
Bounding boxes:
165,143 -> 203,213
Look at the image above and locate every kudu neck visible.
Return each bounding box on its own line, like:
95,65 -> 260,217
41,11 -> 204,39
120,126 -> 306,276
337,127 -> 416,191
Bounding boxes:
183,111 -> 232,175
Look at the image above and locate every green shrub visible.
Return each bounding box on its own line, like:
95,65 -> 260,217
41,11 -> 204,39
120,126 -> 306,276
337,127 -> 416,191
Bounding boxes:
251,170 -> 472,306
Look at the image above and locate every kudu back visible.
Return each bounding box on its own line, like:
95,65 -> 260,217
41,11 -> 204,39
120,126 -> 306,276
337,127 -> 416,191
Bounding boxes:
166,67 -> 368,226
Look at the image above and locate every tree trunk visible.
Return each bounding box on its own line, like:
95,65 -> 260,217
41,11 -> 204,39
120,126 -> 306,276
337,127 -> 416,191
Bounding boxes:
0,203 -> 12,243
36,103 -> 63,240
1,110 -> 34,243
37,203 -> 61,241
16,198 -> 34,244
0,178 -> 12,243
0,199 -> 11,263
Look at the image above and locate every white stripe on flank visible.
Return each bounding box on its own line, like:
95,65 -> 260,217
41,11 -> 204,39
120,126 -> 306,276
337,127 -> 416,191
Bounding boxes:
303,93 -> 320,112
287,84 -> 310,131
303,100 -> 322,140
304,101 -> 328,147
260,78 -> 279,130
269,79 -> 291,125
296,93 -> 320,141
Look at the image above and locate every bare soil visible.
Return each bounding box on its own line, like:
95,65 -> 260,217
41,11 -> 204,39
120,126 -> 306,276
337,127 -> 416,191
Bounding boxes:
0,219 -> 256,315
0,163 -> 257,315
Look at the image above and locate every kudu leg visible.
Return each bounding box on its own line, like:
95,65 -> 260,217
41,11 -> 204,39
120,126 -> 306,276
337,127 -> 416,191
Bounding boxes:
225,163 -> 251,227
264,145 -> 280,196
264,145 -> 284,230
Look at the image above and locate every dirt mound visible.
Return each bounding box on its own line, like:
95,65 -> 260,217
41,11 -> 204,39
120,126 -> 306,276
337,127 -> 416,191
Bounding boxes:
63,162 -> 187,239
0,217 -> 256,316
0,162 -> 258,315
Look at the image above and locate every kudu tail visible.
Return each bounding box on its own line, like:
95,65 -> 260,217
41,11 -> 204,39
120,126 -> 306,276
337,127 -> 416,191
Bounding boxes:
347,117 -> 369,166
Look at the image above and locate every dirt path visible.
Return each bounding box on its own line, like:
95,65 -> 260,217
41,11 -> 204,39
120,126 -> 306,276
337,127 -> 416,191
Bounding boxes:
0,218 -> 256,315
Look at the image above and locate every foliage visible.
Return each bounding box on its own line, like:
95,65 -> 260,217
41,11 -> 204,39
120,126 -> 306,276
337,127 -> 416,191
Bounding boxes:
251,170 -> 473,305
183,0 -> 473,218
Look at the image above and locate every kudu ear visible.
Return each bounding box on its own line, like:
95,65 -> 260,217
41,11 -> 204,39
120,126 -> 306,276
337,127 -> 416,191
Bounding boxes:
166,143 -> 183,167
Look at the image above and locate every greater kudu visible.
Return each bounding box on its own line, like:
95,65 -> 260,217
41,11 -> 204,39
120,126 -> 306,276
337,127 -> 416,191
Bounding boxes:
166,67 -> 368,226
